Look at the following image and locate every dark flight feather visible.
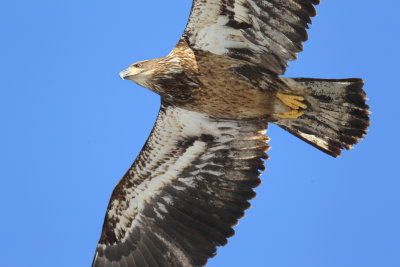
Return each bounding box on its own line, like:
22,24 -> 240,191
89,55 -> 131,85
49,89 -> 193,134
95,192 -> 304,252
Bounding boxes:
92,105 -> 269,267
183,0 -> 320,74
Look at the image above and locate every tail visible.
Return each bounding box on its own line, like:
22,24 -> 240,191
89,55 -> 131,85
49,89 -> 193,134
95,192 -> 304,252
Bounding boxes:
275,78 -> 370,157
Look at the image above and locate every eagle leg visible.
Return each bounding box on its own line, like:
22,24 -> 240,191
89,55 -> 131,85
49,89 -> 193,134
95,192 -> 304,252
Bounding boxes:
274,92 -> 307,119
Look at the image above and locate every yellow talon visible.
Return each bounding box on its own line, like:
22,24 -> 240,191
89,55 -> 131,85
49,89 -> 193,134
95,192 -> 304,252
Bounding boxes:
274,92 -> 307,119
276,92 -> 308,110
275,109 -> 305,119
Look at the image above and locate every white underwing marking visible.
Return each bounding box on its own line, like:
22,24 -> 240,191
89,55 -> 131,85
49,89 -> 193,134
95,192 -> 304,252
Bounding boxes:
178,177 -> 197,188
153,231 -> 191,266
296,132 -> 330,150
107,106 -> 267,242
172,185 -> 186,191
157,203 -> 168,214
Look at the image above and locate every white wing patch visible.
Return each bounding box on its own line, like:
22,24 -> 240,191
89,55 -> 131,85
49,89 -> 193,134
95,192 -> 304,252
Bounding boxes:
296,132 -> 330,151
183,0 -> 319,74
107,106 -> 242,242
186,1 -> 255,54
93,105 -> 270,266
114,141 -> 207,242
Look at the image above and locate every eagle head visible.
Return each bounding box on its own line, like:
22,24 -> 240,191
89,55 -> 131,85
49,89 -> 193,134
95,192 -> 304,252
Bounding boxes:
119,60 -> 159,89
119,56 -> 198,103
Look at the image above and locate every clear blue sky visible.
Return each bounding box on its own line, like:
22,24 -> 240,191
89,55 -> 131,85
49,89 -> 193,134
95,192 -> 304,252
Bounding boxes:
1,1 -> 399,267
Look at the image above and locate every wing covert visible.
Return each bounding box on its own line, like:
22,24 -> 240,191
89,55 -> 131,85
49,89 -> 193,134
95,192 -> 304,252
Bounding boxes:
182,0 -> 320,74
92,104 -> 269,267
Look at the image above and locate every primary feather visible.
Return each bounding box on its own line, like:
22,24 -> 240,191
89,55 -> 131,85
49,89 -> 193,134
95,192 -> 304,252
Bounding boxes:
184,0 -> 320,74
92,105 -> 269,266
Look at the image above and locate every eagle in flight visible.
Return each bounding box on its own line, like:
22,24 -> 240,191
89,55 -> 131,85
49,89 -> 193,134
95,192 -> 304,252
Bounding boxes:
92,1 -> 370,266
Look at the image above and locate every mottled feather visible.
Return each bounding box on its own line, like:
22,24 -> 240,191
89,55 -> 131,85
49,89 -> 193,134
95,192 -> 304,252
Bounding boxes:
183,0 -> 320,74
92,105 -> 269,267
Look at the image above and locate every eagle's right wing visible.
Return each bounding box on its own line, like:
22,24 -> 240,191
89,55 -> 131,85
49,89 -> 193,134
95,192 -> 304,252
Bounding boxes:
92,104 -> 269,267
182,0 -> 320,75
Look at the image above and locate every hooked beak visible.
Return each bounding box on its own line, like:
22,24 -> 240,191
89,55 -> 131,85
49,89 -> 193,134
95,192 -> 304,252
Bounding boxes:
119,69 -> 131,80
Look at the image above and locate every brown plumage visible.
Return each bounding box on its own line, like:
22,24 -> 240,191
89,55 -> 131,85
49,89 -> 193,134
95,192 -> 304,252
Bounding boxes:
92,1 -> 370,266
121,39 -> 292,119
120,37 -> 369,157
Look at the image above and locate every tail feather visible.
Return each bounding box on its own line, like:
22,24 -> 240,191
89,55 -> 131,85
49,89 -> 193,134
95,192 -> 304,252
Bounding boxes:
275,78 -> 370,157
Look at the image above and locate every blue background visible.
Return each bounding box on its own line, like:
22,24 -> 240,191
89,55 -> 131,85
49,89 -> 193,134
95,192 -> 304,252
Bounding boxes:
1,1 -> 399,266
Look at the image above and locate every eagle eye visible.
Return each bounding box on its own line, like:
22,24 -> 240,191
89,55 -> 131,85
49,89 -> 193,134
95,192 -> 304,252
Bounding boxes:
134,63 -> 143,68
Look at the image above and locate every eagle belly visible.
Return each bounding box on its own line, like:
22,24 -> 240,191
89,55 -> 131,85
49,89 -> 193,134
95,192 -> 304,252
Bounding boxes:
180,52 -> 287,119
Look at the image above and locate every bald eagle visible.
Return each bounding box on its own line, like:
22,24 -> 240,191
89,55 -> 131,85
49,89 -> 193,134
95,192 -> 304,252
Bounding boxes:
92,1 -> 369,266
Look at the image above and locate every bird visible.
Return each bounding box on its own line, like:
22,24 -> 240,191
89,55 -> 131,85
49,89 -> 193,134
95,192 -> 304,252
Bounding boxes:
92,1 -> 370,266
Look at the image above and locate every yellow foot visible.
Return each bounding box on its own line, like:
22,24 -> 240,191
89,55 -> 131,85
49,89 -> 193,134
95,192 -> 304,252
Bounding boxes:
274,92 -> 308,119
275,92 -> 308,110
275,109 -> 305,119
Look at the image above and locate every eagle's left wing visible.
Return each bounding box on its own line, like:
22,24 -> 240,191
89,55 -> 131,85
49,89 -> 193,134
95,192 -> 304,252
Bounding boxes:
183,0 -> 320,74
92,104 -> 269,267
